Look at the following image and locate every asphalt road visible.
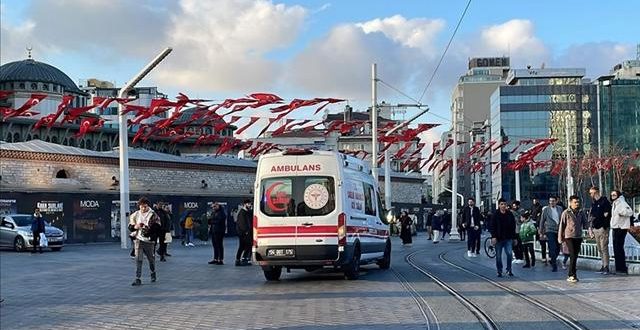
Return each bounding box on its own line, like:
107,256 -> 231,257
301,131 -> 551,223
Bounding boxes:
1,235 -> 638,330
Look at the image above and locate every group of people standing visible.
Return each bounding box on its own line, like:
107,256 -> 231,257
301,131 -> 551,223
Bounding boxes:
206,199 -> 254,267
491,186 -> 635,283
126,197 -> 256,286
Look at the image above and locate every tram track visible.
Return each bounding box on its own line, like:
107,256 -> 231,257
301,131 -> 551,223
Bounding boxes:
436,250 -> 589,330
390,266 -> 441,330
405,250 -> 499,330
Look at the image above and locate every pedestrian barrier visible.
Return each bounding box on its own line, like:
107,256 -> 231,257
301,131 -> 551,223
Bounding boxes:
534,241 -> 640,263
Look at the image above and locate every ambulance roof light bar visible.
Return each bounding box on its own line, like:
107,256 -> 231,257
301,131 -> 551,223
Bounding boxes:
283,148 -> 313,155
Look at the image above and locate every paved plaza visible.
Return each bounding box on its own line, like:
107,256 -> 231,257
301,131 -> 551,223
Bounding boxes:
1,236 -> 639,329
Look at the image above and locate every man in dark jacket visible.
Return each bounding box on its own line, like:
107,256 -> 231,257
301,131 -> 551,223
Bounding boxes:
155,202 -> 172,262
490,198 -> 517,277
462,198 -> 483,257
31,208 -> 46,254
208,202 -> 227,265
588,186 -> 612,274
235,199 -> 253,266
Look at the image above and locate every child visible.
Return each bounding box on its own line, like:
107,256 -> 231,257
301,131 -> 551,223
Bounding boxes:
519,211 -> 537,268
561,241 -> 570,269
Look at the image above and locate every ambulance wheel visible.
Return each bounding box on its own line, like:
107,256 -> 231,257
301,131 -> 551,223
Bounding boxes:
263,266 -> 282,281
344,246 -> 361,280
378,241 -> 391,269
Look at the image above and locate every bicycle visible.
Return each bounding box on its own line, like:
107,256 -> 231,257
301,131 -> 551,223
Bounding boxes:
484,236 -> 496,258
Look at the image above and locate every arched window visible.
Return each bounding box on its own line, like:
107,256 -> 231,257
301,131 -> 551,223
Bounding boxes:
101,141 -> 108,151
19,83 -> 25,89
68,138 -> 76,147
26,134 -> 32,141
51,136 -> 58,144
62,138 -> 68,146
55,169 -> 69,179
85,139 -> 93,149
80,140 -> 85,148
31,83 -> 38,90
13,133 -> 20,142
33,134 -> 39,140
6,133 -> 12,142
42,84 -> 49,91
96,144 -> 102,151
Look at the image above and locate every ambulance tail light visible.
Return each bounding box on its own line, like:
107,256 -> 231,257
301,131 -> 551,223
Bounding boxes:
253,215 -> 258,248
337,212 -> 347,246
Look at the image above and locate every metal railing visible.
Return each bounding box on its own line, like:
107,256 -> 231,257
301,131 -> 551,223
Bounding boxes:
534,240 -> 640,263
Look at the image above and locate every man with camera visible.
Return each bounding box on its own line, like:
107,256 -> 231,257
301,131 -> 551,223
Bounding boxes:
129,197 -> 161,286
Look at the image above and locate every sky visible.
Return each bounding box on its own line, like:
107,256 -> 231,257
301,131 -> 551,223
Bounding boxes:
1,0 -> 638,150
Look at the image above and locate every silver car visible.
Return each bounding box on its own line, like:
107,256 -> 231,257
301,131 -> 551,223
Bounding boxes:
0,214 -> 65,252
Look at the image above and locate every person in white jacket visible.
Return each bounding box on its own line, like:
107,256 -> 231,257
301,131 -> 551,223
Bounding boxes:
609,190 -> 634,275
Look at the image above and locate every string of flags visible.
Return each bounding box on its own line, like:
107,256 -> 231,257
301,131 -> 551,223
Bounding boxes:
3,92 -> 638,171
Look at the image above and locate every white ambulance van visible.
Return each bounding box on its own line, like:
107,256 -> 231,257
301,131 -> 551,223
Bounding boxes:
253,149 -> 391,281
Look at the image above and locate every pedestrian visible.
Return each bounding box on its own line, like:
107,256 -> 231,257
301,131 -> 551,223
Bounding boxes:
560,241 -> 570,270
163,204 -> 173,257
399,211 -> 413,246
155,202 -> 172,262
184,212 -> 195,247
519,211 -> 537,268
462,197 -> 482,257
129,197 -> 161,286
558,195 -> 588,283
443,209 -> 451,240
208,202 -> 227,265
458,211 -> 466,242
491,198 -> 517,277
531,198 -> 547,264
587,186 -> 612,274
432,210 -> 443,244
30,208 -> 46,254
426,210 -> 433,240
511,200 -> 524,264
609,190 -> 634,275
539,196 -> 564,272
235,199 -> 253,266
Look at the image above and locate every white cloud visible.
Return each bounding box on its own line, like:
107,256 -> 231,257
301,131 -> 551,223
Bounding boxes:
286,16 -> 445,101
556,42 -> 635,78
476,19 -> 549,68
154,0 -> 307,93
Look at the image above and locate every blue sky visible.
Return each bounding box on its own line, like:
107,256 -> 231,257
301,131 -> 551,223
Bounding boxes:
1,0 -> 638,141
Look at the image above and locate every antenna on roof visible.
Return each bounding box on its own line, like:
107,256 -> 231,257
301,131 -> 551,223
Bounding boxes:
26,46 -> 33,59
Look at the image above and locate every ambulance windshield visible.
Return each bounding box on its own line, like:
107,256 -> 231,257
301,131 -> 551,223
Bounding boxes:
260,176 -> 335,217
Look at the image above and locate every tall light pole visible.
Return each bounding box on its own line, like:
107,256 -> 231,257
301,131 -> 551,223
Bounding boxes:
119,47 -> 173,249
450,106 -> 460,241
514,153 -> 521,201
371,64 -> 379,183
565,118 -> 574,202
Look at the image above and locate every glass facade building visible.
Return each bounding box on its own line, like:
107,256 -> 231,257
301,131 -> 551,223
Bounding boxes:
490,68 -> 597,204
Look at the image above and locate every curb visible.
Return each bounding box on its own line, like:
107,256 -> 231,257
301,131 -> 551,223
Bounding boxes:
536,251 -> 639,275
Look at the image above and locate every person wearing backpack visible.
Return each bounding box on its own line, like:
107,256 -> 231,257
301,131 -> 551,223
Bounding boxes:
31,208 -> 46,254
519,211 -> 537,268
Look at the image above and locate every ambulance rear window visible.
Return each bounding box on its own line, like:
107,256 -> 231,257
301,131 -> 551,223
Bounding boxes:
260,176 -> 335,217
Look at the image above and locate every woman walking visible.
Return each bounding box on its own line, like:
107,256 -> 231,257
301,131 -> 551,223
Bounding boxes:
399,211 -> 413,246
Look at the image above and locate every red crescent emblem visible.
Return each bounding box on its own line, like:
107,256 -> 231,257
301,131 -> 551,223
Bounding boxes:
265,181 -> 288,212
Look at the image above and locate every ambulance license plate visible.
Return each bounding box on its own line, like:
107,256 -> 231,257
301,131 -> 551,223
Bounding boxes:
267,248 -> 295,257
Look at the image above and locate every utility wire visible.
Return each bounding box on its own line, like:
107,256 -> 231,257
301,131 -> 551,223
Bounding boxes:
418,0 -> 472,103
379,78 -> 477,131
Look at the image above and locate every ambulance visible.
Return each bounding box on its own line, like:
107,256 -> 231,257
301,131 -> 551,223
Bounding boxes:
253,149 -> 391,281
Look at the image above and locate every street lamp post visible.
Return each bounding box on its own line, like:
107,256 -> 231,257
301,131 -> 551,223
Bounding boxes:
450,107 -> 460,241
119,47 -> 172,249
371,64 -> 379,182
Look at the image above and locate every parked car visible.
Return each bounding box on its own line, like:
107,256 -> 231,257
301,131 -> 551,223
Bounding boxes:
0,214 -> 65,252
